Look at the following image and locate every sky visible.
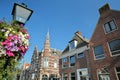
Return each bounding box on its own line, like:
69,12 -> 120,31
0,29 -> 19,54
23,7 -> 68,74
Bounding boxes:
0,0 -> 120,63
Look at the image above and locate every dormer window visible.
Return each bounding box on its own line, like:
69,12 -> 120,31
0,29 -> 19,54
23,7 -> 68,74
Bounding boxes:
69,40 -> 77,50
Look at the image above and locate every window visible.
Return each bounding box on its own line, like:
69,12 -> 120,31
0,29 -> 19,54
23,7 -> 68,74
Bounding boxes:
42,75 -> 48,80
62,57 -> 68,68
70,55 -> 75,66
77,69 -> 88,80
78,52 -> 84,58
94,45 -> 105,59
71,73 -> 75,80
98,68 -> 110,80
43,57 -> 48,68
104,20 -> 117,33
62,57 -> 67,62
109,39 -> 120,56
32,73 -> 35,79
116,67 -> 120,80
63,73 -> 68,80
69,40 -> 77,50
54,60 -> 57,68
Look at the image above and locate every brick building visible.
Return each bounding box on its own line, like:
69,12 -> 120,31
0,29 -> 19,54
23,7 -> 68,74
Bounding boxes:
89,4 -> 120,80
20,3 -> 120,80
29,32 -> 62,80
59,31 -> 90,80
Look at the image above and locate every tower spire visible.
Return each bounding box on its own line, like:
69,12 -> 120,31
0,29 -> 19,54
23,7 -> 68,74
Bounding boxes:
44,30 -> 50,50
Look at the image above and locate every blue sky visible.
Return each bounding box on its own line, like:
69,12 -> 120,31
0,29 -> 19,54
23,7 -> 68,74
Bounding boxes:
0,0 -> 120,63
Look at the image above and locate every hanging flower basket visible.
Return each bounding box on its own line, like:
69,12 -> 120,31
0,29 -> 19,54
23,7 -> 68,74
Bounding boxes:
0,20 -> 30,79
0,20 -> 30,58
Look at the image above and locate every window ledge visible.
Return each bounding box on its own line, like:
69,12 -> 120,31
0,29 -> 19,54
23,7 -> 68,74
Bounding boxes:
105,28 -> 118,34
95,57 -> 105,60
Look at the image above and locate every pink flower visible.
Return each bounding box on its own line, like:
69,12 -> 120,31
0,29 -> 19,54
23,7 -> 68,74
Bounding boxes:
26,35 -> 30,39
19,46 -> 25,53
20,29 -> 27,33
1,29 -> 5,32
1,41 -> 8,45
6,50 -> 14,57
20,24 -> 24,28
7,42 -> 14,46
7,36 -> 12,41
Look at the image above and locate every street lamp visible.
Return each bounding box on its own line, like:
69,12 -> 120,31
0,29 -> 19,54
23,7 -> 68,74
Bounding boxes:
12,3 -> 33,25
11,3 -> 33,80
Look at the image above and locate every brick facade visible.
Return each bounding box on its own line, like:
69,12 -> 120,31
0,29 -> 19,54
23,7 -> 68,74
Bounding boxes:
59,31 -> 90,80
20,3 -> 120,80
89,4 -> 120,80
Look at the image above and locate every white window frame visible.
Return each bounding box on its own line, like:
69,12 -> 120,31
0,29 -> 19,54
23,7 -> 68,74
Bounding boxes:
115,67 -> 120,80
103,19 -> 117,34
108,39 -> 120,57
93,45 -> 105,60
97,68 -> 110,80
69,40 -> 77,51
70,72 -> 75,80
69,55 -> 76,67
62,57 -> 67,62
62,57 -> 68,68
63,73 -> 68,80
77,68 -> 89,80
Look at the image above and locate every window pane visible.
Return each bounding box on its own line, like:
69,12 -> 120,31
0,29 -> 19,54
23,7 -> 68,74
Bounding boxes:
80,76 -> 86,80
71,73 -> 75,77
70,55 -> 75,66
71,73 -> 75,80
62,57 -> 67,62
54,61 -> 57,68
70,56 -> 75,63
80,70 -> 87,75
63,73 -> 68,80
104,23 -> 110,33
70,41 -> 75,50
78,52 -> 84,58
116,67 -> 120,72
44,58 -> 48,68
109,39 -> 120,51
94,45 -> 104,59
99,74 -> 110,80
118,74 -> 120,80
110,21 -> 116,30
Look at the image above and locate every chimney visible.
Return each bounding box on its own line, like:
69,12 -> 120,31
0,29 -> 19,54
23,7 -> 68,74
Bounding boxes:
75,31 -> 82,36
99,3 -> 110,15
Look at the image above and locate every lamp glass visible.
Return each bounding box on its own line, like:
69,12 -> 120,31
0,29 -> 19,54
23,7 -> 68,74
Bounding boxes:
15,5 -> 32,23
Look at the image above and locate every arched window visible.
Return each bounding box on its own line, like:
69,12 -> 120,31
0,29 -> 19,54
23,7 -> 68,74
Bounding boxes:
42,74 -> 48,80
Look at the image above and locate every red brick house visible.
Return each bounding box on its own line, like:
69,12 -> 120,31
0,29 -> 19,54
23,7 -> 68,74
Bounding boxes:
29,32 -> 62,80
89,4 -> 120,80
59,31 -> 90,80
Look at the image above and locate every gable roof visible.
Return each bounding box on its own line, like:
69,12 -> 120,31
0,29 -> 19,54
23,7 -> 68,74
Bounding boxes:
62,31 -> 89,53
90,4 -> 120,43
